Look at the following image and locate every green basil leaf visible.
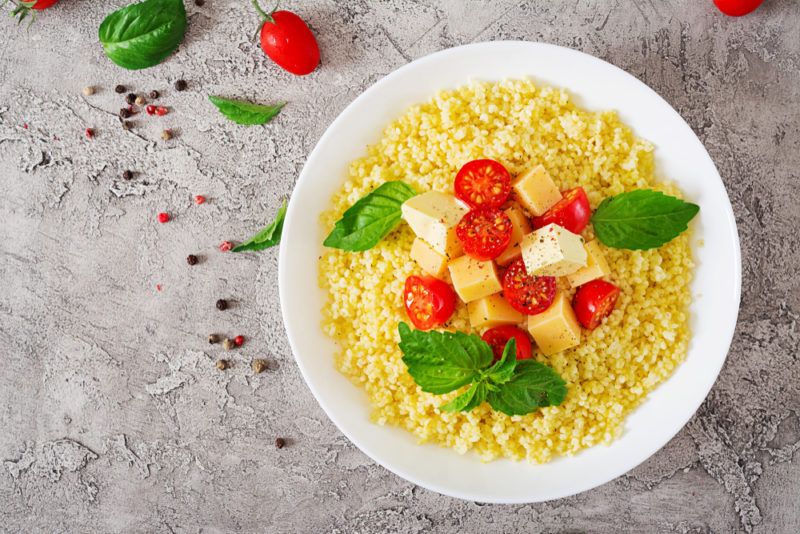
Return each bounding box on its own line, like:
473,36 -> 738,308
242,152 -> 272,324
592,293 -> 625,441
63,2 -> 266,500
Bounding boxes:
208,96 -> 285,126
440,381 -> 488,413
487,360 -> 567,416
591,189 -> 699,250
232,201 -> 287,252
99,0 -> 187,70
398,322 -> 493,395
485,339 -> 518,386
324,181 -> 417,251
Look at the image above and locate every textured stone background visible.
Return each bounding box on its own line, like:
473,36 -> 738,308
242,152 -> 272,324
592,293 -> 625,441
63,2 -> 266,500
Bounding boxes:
1,0 -> 799,532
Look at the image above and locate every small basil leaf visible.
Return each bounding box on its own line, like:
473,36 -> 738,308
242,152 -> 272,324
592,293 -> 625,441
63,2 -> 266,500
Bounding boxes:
99,0 -> 187,70
208,96 -> 285,126
440,381 -> 488,413
485,339 -> 517,386
232,201 -> 287,252
591,189 -> 699,250
398,322 -> 494,395
324,181 -> 417,251
487,360 -> 567,416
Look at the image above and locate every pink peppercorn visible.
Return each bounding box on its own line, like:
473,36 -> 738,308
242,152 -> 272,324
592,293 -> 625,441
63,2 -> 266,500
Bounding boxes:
155,106 -> 169,116
219,241 -> 233,252
233,335 -> 244,347
194,195 -> 206,205
146,105 -> 156,115
157,212 -> 170,223
85,128 -> 95,138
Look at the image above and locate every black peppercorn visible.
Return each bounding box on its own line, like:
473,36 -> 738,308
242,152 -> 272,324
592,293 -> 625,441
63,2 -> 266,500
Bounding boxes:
194,0 -> 204,6
216,359 -> 229,370
122,170 -> 133,180
119,108 -> 132,119
216,299 -> 228,311
125,93 -> 137,105
114,85 -> 126,94
121,120 -> 133,131
186,254 -> 199,266
275,438 -> 286,449
149,90 -> 159,99
174,79 -> 187,91
208,334 -> 220,344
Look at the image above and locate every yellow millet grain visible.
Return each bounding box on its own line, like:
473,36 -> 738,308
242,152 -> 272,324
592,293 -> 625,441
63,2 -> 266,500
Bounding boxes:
318,79 -> 693,463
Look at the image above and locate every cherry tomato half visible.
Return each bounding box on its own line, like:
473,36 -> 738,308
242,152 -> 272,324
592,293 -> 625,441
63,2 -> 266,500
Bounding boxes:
454,159 -> 512,209
502,259 -> 557,315
572,279 -> 620,330
532,187 -> 591,235
403,275 -> 457,331
456,208 -> 513,261
482,325 -> 533,361
713,0 -> 763,17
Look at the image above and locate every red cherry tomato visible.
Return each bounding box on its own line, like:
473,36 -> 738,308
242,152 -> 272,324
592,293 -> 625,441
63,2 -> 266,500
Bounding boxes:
482,326 -> 533,361
403,275 -> 457,331
502,259 -> 557,315
572,280 -> 620,330
532,187 -> 591,234
454,159 -> 512,209
713,0 -> 763,16
31,0 -> 59,8
456,208 -> 513,261
253,1 -> 320,76
9,0 -> 57,23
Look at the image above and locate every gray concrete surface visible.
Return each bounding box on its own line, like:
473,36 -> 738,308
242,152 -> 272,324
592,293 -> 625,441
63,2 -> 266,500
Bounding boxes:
1,0 -> 798,532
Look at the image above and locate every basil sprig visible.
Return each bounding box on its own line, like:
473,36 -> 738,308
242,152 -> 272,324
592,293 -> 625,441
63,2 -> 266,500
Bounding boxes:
324,181 -> 417,251
591,189 -> 699,250
99,0 -> 187,70
398,323 -> 567,416
208,96 -> 285,126
232,201 -> 287,252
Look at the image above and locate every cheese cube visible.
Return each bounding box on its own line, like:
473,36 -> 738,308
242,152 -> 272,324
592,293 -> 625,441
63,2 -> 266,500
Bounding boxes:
527,292 -> 581,355
495,206 -> 533,266
521,223 -> 587,277
567,240 -> 612,288
512,165 -> 562,216
467,294 -> 524,329
447,255 -> 502,303
401,191 -> 469,258
410,237 -> 448,279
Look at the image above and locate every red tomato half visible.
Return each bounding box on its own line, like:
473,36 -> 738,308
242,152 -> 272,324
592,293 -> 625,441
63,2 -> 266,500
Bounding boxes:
713,0 -> 763,16
532,187 -> 591,234
403,275 -> 456,330
456,208 -> 512,261
454,159 -> 512,209
482,325 -> 533,361
502,259 -> 557,315
258,10 -> 320,76
572,279 -> 620,330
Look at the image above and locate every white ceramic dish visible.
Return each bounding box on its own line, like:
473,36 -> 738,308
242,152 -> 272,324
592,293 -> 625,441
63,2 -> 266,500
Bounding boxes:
278,41 -> 741,503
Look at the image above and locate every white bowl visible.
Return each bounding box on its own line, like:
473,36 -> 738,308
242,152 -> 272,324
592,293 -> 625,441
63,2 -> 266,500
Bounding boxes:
278,42 -> 741,503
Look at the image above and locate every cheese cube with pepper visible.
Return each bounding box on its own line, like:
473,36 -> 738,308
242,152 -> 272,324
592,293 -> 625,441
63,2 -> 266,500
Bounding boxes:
447,255 -> 502,303
467,294 -> 524,329
521,223 -> 587,277
410,237 -> 448,279
512,165 -> 562,216
527,292 -> 581,355
401,191 -> 469,259
567,240 -> 612,287
495,206 -> 533,266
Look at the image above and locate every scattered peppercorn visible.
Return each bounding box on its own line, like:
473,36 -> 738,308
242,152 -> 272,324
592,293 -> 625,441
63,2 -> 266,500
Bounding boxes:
222,338 -> 235,351
219,241 -> 234,252
186,254 -> 199,265
208,334 -> 221,344
174,79 -> 187,91
119,108 -> 132,119
122,170 -> 133,180
157,212 -> 170,223
234,335 -> 244,347
161,129 -> 173,141
135,95 -> 146,106
149,90 -> 160,99
275,438 -> 285,449
125,93 -> 137,105
194,195 -> 207,205
155,106 -> 169,116
195,0 -> 205,6
216,299 -> 228,311
121,120 -> 133,131
146,105 -> 156,115
114,85 -> 126,94
85,128 -> 95,139
82,86 -> 95,96
216,359 -> 229,370
252,359 -> 268,374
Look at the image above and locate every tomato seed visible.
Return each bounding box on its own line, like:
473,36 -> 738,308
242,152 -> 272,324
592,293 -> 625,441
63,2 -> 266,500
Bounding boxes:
157,212 -> 170,223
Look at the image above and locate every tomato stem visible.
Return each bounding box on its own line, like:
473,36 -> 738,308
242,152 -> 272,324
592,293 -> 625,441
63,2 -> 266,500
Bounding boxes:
251,0 -> 278,24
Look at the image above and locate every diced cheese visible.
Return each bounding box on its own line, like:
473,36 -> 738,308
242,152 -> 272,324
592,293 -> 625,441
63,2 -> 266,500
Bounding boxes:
447,255 -> 502,303
527,292 -> 581,355
521,223 -> 587,277
410,237 -> 449,279
512,165 -> 562,216
401,191 -> 469,259
567,240 -> 612,287
495,206 -> 533,266
467,294 -> 524,329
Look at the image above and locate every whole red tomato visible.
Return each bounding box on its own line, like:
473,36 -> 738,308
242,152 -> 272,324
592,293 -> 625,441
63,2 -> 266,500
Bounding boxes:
252,1 -> 320,76
30,0 -> 59,8
10,0 -> 58,24
713,0 -> 764,16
